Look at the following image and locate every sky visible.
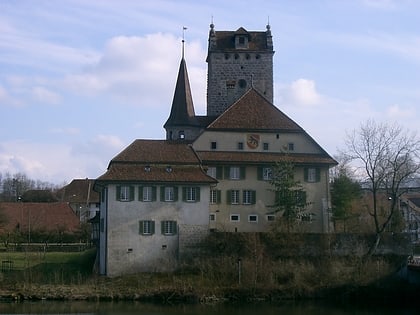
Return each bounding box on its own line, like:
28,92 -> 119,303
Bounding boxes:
1,0 -> 419,185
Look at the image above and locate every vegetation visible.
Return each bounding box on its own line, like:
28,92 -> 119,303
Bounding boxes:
0,233 -> 412,304
342,119 -> 420,256
0,172 -> 60,202
269,160 -> 311,232
330,159 -> 362,232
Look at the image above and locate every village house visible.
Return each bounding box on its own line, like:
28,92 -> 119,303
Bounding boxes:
95,24 -> 337,276
58,178 -> 100,223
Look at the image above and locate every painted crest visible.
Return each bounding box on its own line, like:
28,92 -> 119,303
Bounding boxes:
247,134 -> 260,149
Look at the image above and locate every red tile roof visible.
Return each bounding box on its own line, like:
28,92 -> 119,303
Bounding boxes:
207,88 -> 303,131
110,140 -> 199,164
97,164 -> 216,183
0,202 -> 80,233
197,151 -> 337,166
96,140 -> 217,184
57,178 -> 99,203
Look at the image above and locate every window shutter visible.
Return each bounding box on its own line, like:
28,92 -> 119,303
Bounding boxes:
216,190 -> 221,204
138,186 -> 143,201
227,190 -> 232,204
116,186 -> 121,201
129,186 -> 135,201
173,187 -> 179,201
161,221 -> 165,234
150,221 -> 155,234
240,166 -> 246,179
196,187 -> 200,201
316,168 -> 321,182
251,190 -> 256,205
216,166 -> 223,179
172,221 -> 178,234
139,221 -> 143,234
257,167 -> 263,180
304,168 -> 309,182
224,167 -> 230,179
160,187 -> 165,201
152,186 -> 157,201
182,187 -> 187,202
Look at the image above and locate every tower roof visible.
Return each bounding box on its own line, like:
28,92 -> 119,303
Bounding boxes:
164,58 -> 199,128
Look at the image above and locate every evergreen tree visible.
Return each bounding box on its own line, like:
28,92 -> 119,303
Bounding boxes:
269,160 -> 311,232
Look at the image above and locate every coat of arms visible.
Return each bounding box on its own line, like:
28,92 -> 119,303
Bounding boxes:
247,134 -> 260,149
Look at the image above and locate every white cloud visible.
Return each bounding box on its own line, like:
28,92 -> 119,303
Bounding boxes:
0,136 -> 126,185
289,79 -> 322,106
385,103 -> 414,119
62,33 -> 207,108
31,86 -> 61,105
361,0 -> 398,10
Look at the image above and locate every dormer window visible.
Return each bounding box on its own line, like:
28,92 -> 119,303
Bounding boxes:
179,131 -> 185,139
144,165 -> 151,172
166,166 -> 172,173
235,35 -> 249,49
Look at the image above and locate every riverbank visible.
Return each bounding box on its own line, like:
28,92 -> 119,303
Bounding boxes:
1,271 -> 419,306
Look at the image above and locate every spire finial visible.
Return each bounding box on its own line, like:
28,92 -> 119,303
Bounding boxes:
182,26 -> 187,59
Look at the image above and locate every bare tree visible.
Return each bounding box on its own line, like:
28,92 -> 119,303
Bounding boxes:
342,119 -> 420,256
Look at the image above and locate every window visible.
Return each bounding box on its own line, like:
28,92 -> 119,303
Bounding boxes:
207,166 -> 223,179
226,166 -> 245,179
239,37 -> 245,45
210,189 -> 221,204
161,186 -> 178,202
248,215 -> 258,223
183,187 -> 200,202
266,215 -> 276,222
139,220 -> 155,235
263,167 -> 272,181
243,190 -> 256,205
211,141 -> 217,150
228,190 -> 240,204
209,213 -> 216,221
304,167 -> 321,183
140,186 -> 156,202
116,185 -> 134,202
207,167 -> 216,178
230,214 -> 240,222
229,166 -> 241,180
263,142 -> 269,151
288,143 -> 295,151
179,131 -> 185,139
161,220 -> 177,235
237,142 -> 244,150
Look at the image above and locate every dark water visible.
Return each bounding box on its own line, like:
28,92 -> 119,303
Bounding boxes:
0,301 -> 417,315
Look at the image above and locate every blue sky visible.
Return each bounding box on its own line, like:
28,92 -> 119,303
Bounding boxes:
1,0 -> 419,185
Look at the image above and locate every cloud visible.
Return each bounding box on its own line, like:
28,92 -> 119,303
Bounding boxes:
278,78 -> 322,107
289,79 -> 322,106
385,104 -> 414,119
62,33 -> 207,108
0,136 -> 126,185
31,86 -> 61,105
361,0 -> 399,10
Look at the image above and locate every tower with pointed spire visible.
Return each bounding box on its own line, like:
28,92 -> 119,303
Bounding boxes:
206,23 -> 274,116
163,57 -> 201,141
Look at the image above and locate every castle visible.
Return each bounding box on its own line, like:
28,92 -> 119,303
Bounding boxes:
95,24 -> 336,276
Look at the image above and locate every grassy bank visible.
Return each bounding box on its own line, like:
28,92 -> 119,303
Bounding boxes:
0,233 -> 417,305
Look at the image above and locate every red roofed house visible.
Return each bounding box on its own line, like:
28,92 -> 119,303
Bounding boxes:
0,202 -> 80,238
95,24 -> 337,276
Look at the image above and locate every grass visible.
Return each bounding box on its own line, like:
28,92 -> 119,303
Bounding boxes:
0,249 -> 96,285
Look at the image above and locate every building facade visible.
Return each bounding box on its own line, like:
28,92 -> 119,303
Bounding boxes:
95,24 -> 336,276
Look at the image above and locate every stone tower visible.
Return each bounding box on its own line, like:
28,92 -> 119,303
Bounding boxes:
206,24 -> 274,117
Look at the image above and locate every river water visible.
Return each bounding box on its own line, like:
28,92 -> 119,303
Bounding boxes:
0,301 -> 417,315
